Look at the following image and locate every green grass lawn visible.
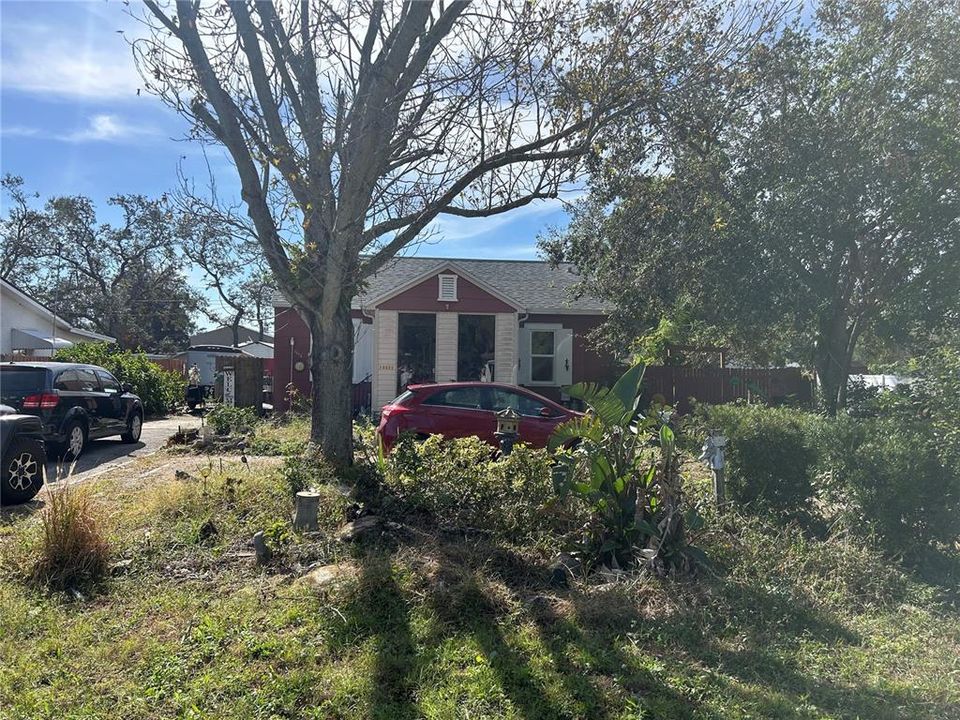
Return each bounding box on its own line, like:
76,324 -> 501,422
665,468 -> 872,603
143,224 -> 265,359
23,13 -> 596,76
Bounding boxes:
1,451 -> 958,720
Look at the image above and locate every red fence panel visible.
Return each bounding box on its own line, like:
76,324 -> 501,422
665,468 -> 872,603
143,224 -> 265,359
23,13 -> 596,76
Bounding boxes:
150,358 -> 187,375
642,366 -> 812,414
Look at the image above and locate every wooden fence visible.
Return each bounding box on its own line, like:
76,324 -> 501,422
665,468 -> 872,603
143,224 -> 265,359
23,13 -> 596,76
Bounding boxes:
151,357 -> 186,375
216,355 -> 265,411
641,366 -> 813,414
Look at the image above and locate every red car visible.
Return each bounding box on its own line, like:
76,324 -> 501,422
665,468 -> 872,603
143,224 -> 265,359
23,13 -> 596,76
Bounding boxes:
377,382 -> 580,451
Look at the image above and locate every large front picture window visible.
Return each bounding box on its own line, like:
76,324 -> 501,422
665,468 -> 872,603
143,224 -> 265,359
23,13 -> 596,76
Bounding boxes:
457,314 -> 495,381
397,313 -> 436,391
530,329 -> 555,383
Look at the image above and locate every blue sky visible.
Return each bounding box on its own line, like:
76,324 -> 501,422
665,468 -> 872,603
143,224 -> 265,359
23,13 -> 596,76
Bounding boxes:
1,1 -> 575,324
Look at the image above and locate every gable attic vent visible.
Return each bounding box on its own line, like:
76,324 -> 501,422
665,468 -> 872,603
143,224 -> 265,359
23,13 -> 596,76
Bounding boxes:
438,274 -> 458,301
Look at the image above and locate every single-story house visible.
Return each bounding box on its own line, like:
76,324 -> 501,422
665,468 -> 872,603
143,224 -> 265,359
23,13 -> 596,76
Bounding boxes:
190,325 -> 273,347
273,258 -> 622,414
1,278 -> 115,357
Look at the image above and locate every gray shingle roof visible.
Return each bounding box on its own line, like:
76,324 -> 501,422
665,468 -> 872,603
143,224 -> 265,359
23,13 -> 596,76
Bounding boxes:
276,257 -> 608,314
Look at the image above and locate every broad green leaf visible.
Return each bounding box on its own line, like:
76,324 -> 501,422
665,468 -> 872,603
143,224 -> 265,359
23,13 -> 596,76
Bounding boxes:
659,424 -> 675,456
610,363 -> 646,419
548,415 -> 604,452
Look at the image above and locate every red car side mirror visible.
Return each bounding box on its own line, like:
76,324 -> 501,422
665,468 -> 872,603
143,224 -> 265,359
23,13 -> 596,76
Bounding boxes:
539,406 -> 554,418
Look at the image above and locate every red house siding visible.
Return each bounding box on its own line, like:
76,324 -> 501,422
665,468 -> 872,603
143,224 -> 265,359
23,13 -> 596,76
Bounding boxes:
273,307 -> 311,412
273,306 -> 371,412
377,275 -> 516,313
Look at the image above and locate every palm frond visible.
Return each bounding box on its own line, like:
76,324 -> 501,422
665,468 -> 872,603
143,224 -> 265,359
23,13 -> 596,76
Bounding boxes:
548,415 -> 604,451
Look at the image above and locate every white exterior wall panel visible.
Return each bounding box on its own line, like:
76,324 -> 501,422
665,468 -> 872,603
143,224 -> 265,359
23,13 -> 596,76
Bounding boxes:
434,312 -> 458,383
495,313 -> 518,384
373,310 -> 398,412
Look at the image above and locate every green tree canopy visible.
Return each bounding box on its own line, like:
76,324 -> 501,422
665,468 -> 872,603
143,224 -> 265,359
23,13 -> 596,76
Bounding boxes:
543,0 -> 960,411
0,184 -> 202,353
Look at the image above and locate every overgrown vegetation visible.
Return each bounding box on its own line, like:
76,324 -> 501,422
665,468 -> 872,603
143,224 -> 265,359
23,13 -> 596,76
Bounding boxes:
2,355 -> 955,718
205,405 -> 260,436
695,396 -> 960,553
383,434 -> 582,542
25,485 -> 110,591
692,403 -> 818,517
53,342 -> 185,416
551,365 -> 695,572
1,449 -> 957,719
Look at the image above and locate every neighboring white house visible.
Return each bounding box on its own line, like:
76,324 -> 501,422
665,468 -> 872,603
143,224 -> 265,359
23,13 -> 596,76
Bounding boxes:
0,278 -> 115,357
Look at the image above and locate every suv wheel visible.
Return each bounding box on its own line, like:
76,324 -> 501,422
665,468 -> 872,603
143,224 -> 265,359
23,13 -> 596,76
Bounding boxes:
1,437 -> 45,505
122,411 -> 143,443
63,421 -> 87,459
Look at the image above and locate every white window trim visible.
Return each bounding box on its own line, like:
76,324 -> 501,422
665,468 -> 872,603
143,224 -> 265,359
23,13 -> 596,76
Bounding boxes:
525,323 -> 562,386
438,274 -> 458,301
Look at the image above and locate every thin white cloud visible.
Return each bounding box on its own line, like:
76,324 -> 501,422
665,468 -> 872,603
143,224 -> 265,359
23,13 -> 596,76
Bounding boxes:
1,114 -> 159,144
427,188 -> 586,243
1,13 -> 143,101
60,113 -> 150,142
0,126 -> 41,138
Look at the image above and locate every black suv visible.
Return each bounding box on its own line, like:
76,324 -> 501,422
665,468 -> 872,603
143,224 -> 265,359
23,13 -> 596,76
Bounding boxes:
0,363 -> 144,458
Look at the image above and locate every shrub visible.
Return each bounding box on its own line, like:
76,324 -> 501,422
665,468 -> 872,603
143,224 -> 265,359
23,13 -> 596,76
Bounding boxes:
53,342 -> 185,416
695,403 -> 819,517
911,343 -> 960,468
815,414 -> 960,551
206,405 -> 259,436
697,401 -> 960,551
244,413 -> 310,456
383,434 -> 575,540
32,486 -> 110,590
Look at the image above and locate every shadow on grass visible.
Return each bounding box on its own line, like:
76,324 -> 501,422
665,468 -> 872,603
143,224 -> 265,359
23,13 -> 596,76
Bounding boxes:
331,553 -> 418,720
0,496 -> 45,523
332,537 -> 954,720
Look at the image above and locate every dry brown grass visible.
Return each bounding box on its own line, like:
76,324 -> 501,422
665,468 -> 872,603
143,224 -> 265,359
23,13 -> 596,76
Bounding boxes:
32,485 -> 110,590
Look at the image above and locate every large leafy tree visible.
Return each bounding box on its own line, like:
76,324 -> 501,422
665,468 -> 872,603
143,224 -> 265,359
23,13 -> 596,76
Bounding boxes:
0,188 -> 202,353
42,194 -> 203,352
0,174 -> 48,281
133,0 -> 780,463
545,0 -> 960,412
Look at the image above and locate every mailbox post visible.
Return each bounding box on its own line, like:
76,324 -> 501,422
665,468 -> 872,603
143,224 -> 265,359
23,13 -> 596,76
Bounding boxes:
698,430 -> 727,508
494,407 -> 520,456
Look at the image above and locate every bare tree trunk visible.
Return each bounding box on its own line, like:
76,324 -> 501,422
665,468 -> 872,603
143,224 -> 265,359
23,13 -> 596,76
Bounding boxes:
231,314 -> 242,347
305,302 -> 355,466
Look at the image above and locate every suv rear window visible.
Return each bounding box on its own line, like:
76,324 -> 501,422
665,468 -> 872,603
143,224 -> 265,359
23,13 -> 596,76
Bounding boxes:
0,367 -> 48,398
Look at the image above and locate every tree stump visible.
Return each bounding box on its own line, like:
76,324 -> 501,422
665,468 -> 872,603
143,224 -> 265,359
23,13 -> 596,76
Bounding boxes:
293,491 -> 321,532
252,531 -> 272,564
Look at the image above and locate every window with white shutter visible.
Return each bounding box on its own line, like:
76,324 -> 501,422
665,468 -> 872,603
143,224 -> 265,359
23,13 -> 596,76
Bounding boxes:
438,274 -> 458,301
518,323 -> 573,387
